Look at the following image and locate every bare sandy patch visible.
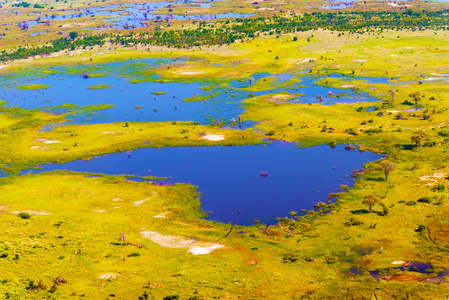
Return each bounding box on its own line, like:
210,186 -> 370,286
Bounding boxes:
296,58 -> 314,64
92,209 -> 106,213
112,198 -> 123,201
33,138 -> 61,144
201,134 -> 225,141
392,260 -> 409,266
175,70 -> 205,75
0,65 -> 9,70
154,212 -> 168,218
270,94 -> 293,102
420,172 -> 446,186
134,192 -> 156,207
11,210 -> 51,215
353,59 -> 366,62
99,273 -> 119,279
141,231 -> 224,255
102,131 -> 117,134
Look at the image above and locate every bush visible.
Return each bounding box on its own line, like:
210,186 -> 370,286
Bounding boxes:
127,253 -> 140,257
18,212 -> 31,219
164,295 -> 180,300
418,197 -> 432,203
415,224 -> 426,232
344,217 -> 363,227
406,201 -> 417,206
282,254 -> 298,263
432,184 -> 445,192
380,202 -> 389,216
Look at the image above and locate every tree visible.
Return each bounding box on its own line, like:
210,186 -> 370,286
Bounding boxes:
69,31 -> 78,41
389,89 -> 395,102
411,130 -> 426,147
363,194 -> 381,213
380,160 -> 395,181
409,91 -> 422,107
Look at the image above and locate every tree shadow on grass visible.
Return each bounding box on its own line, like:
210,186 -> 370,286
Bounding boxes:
365,176 -> 385,182
350,209 -> 370,215
402,144 -> 416,151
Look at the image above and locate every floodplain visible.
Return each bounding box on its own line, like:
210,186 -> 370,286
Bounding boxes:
2,0 -> 449,299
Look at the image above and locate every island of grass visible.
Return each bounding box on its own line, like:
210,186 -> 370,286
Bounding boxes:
17,84 -> 51,90
87,84 -> 113,90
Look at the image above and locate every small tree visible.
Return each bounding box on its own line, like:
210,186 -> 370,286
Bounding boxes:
69,31 -> 78,40
380,202 -> 389,216
411,130 -> 427,148
363,194 -> 381,213
409,91 -> 422,107
380,160 -> 395,181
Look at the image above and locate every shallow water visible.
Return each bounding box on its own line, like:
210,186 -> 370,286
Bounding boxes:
24,142 -> 381,224
21,1 -> 253,30
0,61 -> 382,126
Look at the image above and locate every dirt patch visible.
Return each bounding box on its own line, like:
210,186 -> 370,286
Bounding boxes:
392,260 -> 409,266
92,209 -> 106,213
99,273 -> 119,279
154,212 -> 168,218
133,192 -> 156,207
11,210 -> 51,215
141,231 -> 224,255
33,138 -> 61,144
270,94 -> 293,102
384,274 -> 425,282
201,134 -> 225,141
296,58 -> 314,64
419,172 -> 446,186
175,70 -> 205,75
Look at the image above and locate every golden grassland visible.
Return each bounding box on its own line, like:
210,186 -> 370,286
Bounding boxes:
3,28 -> 449,299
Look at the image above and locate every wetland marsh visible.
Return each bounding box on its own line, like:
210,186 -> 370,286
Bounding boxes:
2,0 -> 449,299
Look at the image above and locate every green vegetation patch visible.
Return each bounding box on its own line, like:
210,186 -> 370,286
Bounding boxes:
87,84 -> 113,90
17,84 -> 51,90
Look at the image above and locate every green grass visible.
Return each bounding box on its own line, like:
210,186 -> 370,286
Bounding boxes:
17,84 -> 51,90
87,84 -> 113,90
3,28 -> 449,299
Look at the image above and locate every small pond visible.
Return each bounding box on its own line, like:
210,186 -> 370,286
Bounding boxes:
24,142 -> 381,224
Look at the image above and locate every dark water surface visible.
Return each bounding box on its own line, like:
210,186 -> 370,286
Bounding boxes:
25,142 -> 381,224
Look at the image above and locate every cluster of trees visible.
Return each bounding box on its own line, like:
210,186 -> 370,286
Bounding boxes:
12,2 -> 44,8
2,10 -> 449,61
0,34 -> 107,61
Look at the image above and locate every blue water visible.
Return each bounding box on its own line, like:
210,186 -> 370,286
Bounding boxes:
1,60 -> 383,126
24,142 -> 381,224
20,1 -> 253,30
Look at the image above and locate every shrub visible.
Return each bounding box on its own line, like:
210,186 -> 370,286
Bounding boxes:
344,217 -> 363,227
127,253 -> 140,257
18,212 -> 31,219
415,224 -> 426,232
406,201 -> 417,206
418,196 -> 432,203
432,184 -> 445,192
282,254 -> 298,263
380,202 -> 389,216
